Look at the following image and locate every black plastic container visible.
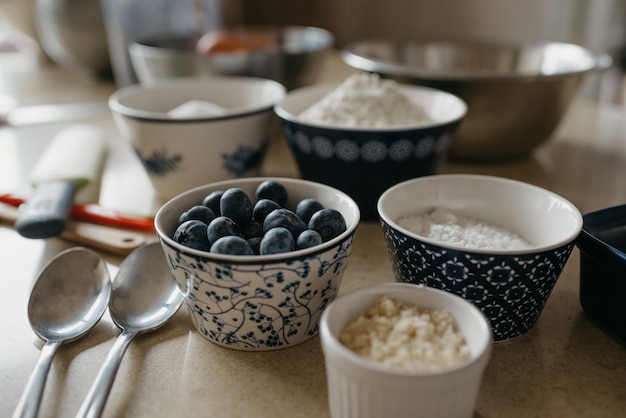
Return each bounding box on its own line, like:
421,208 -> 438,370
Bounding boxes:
576,204 -> 626,342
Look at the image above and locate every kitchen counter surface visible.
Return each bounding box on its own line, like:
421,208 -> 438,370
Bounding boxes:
1,49 -> 626,418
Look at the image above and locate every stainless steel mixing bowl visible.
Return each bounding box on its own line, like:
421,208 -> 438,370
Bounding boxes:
129,25 -> 334,91
342,39 -> 612,161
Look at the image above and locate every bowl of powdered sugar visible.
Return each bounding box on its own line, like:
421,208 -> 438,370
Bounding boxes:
377,174 -> 583,341
274,73 -> 467,221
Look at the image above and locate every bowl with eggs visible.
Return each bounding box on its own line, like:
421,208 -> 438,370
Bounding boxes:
109,75 -> 286,202
154,177 -> 360,351
377,174 -> 583,341
274,73 -> 467,221
320,282 -> 492,418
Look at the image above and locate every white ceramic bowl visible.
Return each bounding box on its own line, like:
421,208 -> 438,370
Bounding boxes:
377,174 -> 583,341
109,76 -> 286,202
154,177 -> 360,351
320,282 -> 492,418
275,82 -> 466,220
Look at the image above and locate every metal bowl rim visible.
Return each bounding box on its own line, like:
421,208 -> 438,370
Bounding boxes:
342,38 -> 613,81
130,25 -> 335,58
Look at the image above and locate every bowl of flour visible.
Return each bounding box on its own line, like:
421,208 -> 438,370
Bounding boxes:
274,73 -> 467,221
109,75 -> 286,202
377,174 -> 583,341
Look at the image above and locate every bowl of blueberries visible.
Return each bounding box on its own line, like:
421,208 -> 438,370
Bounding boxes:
154,177 -> 360,351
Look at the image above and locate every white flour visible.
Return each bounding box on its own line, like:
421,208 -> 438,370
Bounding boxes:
299,73 -> 432,127
167,100 -> 227,118
398,208 -> 531,250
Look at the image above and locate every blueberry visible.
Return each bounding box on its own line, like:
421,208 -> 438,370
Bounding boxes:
260,227 -> 295,255
178,205 -> 216,226
296,229 -> 323,250
210,236 -> 254,255
207,216 -> 241,246
263,208 -> 307,238
253,198 -> 281,224
220,187 -> 253,226
295,198 -> 324,224
242,220 -> 263,239
256,180 -> 287,206
173,220 -> 211,251
308,208 -> 347,242
202,190 -> 224,216
247,236 -> 262,255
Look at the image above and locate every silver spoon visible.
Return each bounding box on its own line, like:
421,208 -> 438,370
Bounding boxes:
75,242 -> 183,418
13,247 -> 111,418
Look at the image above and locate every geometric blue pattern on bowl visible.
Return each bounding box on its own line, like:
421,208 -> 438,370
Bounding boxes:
160,232 -> 356,350
280,120 -> 461,221
381,221 -> 575,341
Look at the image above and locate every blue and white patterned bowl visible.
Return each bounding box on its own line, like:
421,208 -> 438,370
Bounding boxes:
109,76 -> 286,203
274,82 -> 467,221
377,174 -> 583,341
154,177 -> 360,351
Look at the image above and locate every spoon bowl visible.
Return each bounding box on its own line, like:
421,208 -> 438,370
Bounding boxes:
13,247 -> 111,418
76,242 -> 183,418
108,245 -> 182,331
28,249 -> 111,342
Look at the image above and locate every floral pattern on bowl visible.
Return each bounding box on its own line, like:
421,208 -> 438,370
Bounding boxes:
136,146 -> 183,176
137,143 -> 267,178
160,233 -> 356,350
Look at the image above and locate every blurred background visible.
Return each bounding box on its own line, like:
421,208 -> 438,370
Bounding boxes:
0,0 -> 624,102
235,0 -> 626,103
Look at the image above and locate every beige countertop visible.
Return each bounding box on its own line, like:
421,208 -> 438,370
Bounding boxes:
1,49 -> 626,418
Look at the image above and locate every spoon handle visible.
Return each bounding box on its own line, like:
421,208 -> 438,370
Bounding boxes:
13,340 -> 63,418
75,331 -> 137,418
